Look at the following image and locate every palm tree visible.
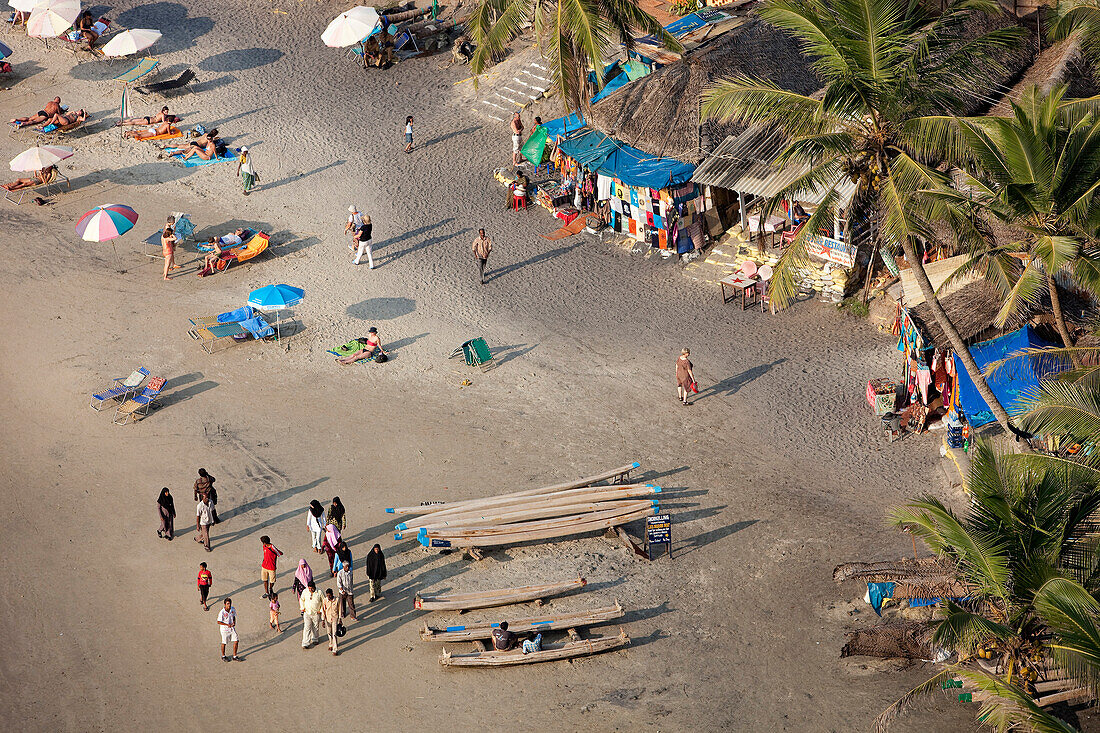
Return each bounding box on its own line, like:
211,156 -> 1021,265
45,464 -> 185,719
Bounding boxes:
468,0 -> 681,112
1052,0 -> 1100,79
877,440 -> 1100,730
924,85 -> 1100,353
700,0 -> 1025,435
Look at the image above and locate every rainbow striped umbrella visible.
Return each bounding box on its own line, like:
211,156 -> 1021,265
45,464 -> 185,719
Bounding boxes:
76,204 -> 138,241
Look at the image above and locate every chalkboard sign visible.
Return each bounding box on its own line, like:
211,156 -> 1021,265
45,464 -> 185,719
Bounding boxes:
645,514 -> 671,559
429,538 -> 452,548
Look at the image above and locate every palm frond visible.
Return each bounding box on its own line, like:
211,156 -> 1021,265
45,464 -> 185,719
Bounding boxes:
1034,577 -> 1100,695
872,668 -> 956,733
701,77 -> 826,138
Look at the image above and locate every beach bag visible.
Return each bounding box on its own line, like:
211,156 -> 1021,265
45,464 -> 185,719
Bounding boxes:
336,623 -> 347,637
214,141 -> 228,158
374,351 -> 388,363
190,124 -> 206,138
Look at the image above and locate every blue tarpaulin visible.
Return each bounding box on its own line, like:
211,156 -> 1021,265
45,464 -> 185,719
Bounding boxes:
557,129 -> 695,190
953,325 -> 1056,427
591,72 -> 633,103
541,112 -> 586,141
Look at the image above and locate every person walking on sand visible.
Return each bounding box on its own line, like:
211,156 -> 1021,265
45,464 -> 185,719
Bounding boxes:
236,146 -> 257,195
353,214 -> 374,268
195,495 -> 214,551
404,115 -> 414,153
218,598 -> 241,661
260,535 -> 282,599
326,497 -> 346,532
472,228 -> 492,284
197,562 -> 213,610
307,500 -> 325,553
322,588 -> 341,656
161,225 -> 179,281
676,348 -> 696,406
299,581 -> 324,649
510,111 -> 524,166
345,205 -> 363,251
194,468 -> 218,524
292,558 -> 313,601
156,487 -> 175,540
269,591 -> 282,632
336,556 -> 356,621
365,543 -> 387,602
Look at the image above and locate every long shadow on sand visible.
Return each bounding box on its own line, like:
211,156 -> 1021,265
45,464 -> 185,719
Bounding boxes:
174,477 -> 330,544
419,126 -> 481,150
694,358 -> 787,402
346,297 -> 416,320
485,241 -> 583,282
375,219 -> 461,266
7,60 -> 43,88
259,160 -> 345,193
159,379 -> 218,408
200,48 -> 284,73
492,342 -> 537,367
676,518 -> 758,559
115,3 -> 215,55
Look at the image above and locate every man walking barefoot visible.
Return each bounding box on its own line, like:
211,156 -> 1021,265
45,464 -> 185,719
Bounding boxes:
217,598 -> 241,661
260,535 -> 282,599
322,588 -> 341,656
510,112 -> 524,166
195,496 -> 214,551
299,581 -> 323,649
472,228 -> 492,284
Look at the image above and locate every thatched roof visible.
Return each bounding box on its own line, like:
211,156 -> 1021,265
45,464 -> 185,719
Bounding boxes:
841,622 -> 934,660
833,557 -> 957,584
587,17 -> 821,163
988,37 -> 1080,117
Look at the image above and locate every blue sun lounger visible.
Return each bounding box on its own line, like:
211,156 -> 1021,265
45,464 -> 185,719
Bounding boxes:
90,367 -> 149,410
114,376 -> 167,425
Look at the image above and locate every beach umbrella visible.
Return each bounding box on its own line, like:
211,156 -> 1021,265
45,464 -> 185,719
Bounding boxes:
8,0 -> 38,12
0,41 -> 12,59
248,283 -> 304,340
27,0 -> 80,39
101,28 -> 161,57
77,204 -> 138,240
10,145 -> 72,171
321,6 -> 379,47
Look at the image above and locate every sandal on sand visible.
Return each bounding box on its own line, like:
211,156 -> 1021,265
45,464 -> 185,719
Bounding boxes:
232,656 -> 242,661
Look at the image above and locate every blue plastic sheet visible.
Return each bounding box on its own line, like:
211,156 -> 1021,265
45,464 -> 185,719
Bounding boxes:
541,113 -> 586,141
556,129 -> 695,189
952,325 -> 1056,427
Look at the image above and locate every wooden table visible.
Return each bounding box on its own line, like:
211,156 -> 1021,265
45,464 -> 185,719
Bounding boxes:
720,273 -> 758,310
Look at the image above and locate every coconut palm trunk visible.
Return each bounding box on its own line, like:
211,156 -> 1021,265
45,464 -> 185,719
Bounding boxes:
900,237 -> 1017,435
1048,273 -> 1077,349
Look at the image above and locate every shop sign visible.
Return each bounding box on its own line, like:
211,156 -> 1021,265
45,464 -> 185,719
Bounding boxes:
807,235 -> 856,268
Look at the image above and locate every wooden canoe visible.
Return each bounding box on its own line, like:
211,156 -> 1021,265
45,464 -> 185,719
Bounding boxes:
394,484 -> 659,531
414,577 -> 586,611
396,498 -> 658,539
439,629 -> 629,667
420,505 -> 657,549
385,462 -> 641,515
420,602 -> 624,642
424,502 -> 657,539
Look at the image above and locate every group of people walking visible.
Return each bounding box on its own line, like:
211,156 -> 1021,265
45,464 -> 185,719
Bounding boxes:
157,474 -> 388,660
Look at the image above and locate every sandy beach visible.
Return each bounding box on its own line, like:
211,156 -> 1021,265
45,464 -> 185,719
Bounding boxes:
0,2 -> 978,729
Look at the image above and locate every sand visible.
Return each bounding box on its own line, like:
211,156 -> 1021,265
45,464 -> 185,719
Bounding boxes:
1,2 -> 976,730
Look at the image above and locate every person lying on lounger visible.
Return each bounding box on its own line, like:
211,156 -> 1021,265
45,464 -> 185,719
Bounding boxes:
10,97 -> 63,127
123,120 -> 177,140
42,109 -> 87,129
336,327 -> 387,365
118,106 -> 174,127
1,165 -> 55,191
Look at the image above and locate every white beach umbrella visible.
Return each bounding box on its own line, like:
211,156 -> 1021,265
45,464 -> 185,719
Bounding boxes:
8,0 -> 38,13
321,6 -> 379,47
101,28 -> 162,57
10,144 -> 73,171
27,0 -> 80,38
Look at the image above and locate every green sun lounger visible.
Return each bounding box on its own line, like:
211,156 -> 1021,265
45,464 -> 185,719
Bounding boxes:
113,57 -> 159,84
449,337 -> 493,372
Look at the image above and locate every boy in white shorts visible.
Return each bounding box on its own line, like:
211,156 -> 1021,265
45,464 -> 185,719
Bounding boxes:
217,598 -> 241,661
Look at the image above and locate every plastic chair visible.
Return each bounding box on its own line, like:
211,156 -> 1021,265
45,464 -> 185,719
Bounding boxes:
738,259 -> 758,279
756,265 -> 773,312
90,367 -> 149,409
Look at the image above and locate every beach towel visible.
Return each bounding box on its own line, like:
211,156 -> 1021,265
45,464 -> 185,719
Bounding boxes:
539,216 -> 588,241
171,149 -> 238,168
135,127 -> 182,141
240,316 -> 274,339
327,340 -> 364,357
216,306 -> 253,324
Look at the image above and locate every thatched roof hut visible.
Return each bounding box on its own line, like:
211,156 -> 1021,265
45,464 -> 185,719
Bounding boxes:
587,17 -> 821,163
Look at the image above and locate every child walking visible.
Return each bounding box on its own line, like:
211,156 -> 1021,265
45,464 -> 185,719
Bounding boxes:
269,591 -> 282,631
404,116 -> 414,153
197,562 -> 213,611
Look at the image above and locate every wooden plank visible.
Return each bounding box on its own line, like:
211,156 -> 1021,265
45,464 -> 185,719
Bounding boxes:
439,629 -> 629,667
422,505 -> 658,549
414,577 -> 587,612
385,463 -> 641,515
1036,687 -> 1093,707
424,502 -> 658,539
419,602 -> 625,642
616,526 -> 650,560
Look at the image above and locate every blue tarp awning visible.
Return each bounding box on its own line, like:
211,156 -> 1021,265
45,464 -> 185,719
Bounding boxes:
591,72 -> 633,103
557,129 -> 695,190
542,112 -> 586,141
953,325 -> 1057,427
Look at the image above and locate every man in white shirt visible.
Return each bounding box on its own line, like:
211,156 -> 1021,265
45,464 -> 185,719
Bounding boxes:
345,205 -> 363,252
299,582 -> 324,649
217,598 -> 240,661
195,498 -> 214,551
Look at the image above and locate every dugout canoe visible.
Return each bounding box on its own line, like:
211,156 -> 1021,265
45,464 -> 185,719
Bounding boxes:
385,462 -> 641,515
394,484 -> 660,532
420,602 -> 624,642
419,505 -> 657,549
414,577 -> 587,611
423,502 -> 657,539
439,629 -> 629,667
396,498 -> 658,539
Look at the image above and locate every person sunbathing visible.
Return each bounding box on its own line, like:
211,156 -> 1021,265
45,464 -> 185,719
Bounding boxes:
202,238 -> 225,271
118,106 -> 173,127
42,109 -> 87,129
123,119 -> 176,139
336,327 -> 386,365
10,97 -> 63,128
75,11 -> 100,52
168,128 -> 220,160
2,165 -> 56,191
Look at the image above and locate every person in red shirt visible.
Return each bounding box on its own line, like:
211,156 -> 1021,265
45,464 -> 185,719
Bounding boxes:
260,535 -> 283,600
197,562 -> 213,611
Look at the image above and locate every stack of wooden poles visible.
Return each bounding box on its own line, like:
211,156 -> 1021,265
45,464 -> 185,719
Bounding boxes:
385,463 -> 660,550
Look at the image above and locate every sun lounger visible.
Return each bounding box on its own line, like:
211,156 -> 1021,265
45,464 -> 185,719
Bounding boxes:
138,68 -> 195,95
38,117 -> 89,141
198,231 -> 269,276
188,307 -> 254,328
112,56 -> 158,84
196,228 -> 255,252
90,367 -> 149,410
3,167 -> 69,204
129,126 -> 182,142
170,148 -> 238,167
114,376 -> 166,425
187,308 -> 270,352
449,337 -> 493,371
